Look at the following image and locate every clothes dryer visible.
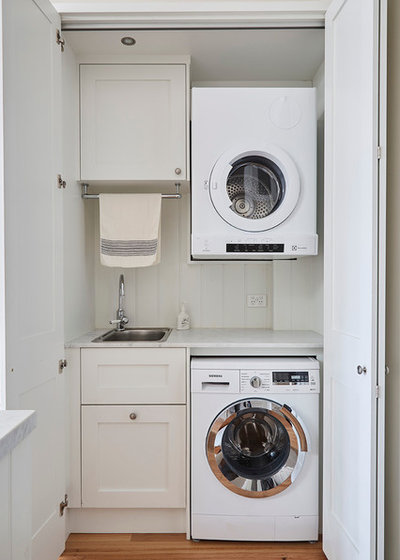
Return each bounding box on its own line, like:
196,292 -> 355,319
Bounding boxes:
191,88 -> 317,259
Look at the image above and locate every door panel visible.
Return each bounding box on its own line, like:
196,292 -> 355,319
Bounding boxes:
3,1 -> 65,559
323,0 -> 385,559
82,405 -> 186,508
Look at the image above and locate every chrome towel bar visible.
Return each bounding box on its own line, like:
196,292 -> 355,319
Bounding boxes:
81,183 -> 182,200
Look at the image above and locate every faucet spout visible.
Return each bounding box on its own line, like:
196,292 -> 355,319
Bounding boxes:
109,274 -> 129,331
119,274 -> 125,314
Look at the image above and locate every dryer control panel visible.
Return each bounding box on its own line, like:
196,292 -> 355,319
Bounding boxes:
240,369 -> 319,394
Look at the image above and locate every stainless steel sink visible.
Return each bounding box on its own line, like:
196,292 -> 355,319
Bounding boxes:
92,328 -> 171,343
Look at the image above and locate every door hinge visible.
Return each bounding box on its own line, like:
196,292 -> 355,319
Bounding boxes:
375,385 -> 381,399
59,494 -> 68,516
56,29 -> 65,52
377,146 -> 382,159
59,359 -> 67,374
57,174 -> 66,189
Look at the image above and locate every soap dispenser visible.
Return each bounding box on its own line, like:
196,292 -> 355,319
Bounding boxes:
177,303 -> 190,330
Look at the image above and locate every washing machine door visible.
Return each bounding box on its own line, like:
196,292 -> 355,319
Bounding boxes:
209,145 -> 300,232
206,398 -> 308,498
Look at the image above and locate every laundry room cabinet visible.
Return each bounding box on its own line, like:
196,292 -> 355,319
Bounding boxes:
1,1 -> 387,560
80,62 -> 189,182
80,348 -> 186,508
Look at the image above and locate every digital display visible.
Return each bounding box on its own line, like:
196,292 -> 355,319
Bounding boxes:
226,243 -> 284,253
273,371 -> 309,384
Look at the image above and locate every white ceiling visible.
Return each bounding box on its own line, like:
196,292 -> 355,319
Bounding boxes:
64,28 -> 324,82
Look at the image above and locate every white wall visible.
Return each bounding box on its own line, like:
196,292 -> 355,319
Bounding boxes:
94,193 -> 274,329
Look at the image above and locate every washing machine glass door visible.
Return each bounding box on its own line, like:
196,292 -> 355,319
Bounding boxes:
209,146 -> 300,232
206,398 -> 308,498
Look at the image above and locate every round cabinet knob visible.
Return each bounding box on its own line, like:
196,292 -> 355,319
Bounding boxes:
357,365 -> 367,375
250,376 -> 262,389
175,168 -> 182,175
129,412 -> 137,420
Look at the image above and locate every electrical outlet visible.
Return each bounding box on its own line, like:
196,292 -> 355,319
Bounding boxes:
247,294 -> 267,308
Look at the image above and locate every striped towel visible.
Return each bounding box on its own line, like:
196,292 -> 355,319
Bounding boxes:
99,193 -> 162,268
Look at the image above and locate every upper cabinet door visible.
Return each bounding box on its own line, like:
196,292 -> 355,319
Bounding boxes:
80,63 -> 188,181
323,1 -> 386,560
3,0 -> 65,559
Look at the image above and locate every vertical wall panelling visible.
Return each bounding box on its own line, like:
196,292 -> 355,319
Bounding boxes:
178,194 -> 202,326
94,192 -> 274,329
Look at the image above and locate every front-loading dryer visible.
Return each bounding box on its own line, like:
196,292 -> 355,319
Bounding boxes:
191,357 -> 320,541
191,88 -> 317,260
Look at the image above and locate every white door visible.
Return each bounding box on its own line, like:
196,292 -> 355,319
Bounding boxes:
3,0 -> 65,559
81,405 -> 186,508
80,64 -> 187,181
324,1 -> 386,559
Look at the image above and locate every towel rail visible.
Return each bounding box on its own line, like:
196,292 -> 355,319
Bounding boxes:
81,183 -> 182,200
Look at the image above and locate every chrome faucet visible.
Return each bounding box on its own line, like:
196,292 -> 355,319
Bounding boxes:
109,274 -> 129,331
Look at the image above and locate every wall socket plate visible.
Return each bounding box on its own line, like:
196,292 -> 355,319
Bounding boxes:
247,294 -> 267,308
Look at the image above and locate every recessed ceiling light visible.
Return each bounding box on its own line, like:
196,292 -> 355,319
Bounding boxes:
121,36 -> 136,46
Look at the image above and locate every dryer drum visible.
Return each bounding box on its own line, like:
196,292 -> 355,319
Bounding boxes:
226,156 -> 286,220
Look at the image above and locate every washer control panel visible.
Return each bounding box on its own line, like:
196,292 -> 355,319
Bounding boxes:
240,369 -> 319,393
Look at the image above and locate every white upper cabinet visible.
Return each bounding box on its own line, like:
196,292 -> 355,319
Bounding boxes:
80,63 -> 189,181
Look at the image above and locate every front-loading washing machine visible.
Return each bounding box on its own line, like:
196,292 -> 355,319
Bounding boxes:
191,88 -> 317,260
191,356 -> 320,541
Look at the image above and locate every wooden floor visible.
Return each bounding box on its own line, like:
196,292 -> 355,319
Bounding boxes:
60,533 -> 328,560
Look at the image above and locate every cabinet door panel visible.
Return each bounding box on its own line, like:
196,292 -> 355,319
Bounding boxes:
82,405 -> 186,508
81,348 -> 186,404
323,0 -> 386,559
80,64 -> 187,181
3,1 -> 65,559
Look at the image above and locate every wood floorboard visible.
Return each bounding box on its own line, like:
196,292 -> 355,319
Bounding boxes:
60,533 -> 328,560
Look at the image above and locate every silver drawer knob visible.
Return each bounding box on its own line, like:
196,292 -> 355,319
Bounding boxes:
129,412 -> 137,420
175,167 -> 182,175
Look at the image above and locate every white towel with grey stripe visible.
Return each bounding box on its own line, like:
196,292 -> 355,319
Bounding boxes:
99,193 -> 161,268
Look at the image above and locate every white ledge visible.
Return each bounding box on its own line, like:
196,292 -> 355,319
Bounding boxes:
0,410 -> 37,461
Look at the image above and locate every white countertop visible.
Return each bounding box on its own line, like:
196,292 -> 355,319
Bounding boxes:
0,410 -> 37,461
66,328 -> 323,349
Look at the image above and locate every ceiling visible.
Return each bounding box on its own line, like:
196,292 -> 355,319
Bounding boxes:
64,28 -> 325,82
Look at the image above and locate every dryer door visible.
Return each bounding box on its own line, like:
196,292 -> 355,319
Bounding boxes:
209,146 -> 300,232
206,398 -> 308,498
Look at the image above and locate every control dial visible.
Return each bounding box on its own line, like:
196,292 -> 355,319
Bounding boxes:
250,376 -> 262,389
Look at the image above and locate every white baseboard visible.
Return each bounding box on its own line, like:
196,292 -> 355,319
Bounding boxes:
66,508 -> 186,534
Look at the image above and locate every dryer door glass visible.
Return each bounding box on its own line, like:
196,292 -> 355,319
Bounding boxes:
208,146 -> 301,233
226,156 -> 285,220
206,398 -> 308,498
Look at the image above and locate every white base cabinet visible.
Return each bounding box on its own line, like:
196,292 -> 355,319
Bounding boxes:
82,404 -> 186,508
79,347 -> 187,509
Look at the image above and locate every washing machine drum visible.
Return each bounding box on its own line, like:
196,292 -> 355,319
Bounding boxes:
206,398 -> 308,498
209,146 -> 301,232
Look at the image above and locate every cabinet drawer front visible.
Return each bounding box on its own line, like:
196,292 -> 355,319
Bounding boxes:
80,63 -> 187,181
82,405 -> 186,508
81,348 -> 186,404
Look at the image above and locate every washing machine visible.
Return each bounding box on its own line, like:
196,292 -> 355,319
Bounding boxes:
191,356 -> 320,541
191,88 -> 317,260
